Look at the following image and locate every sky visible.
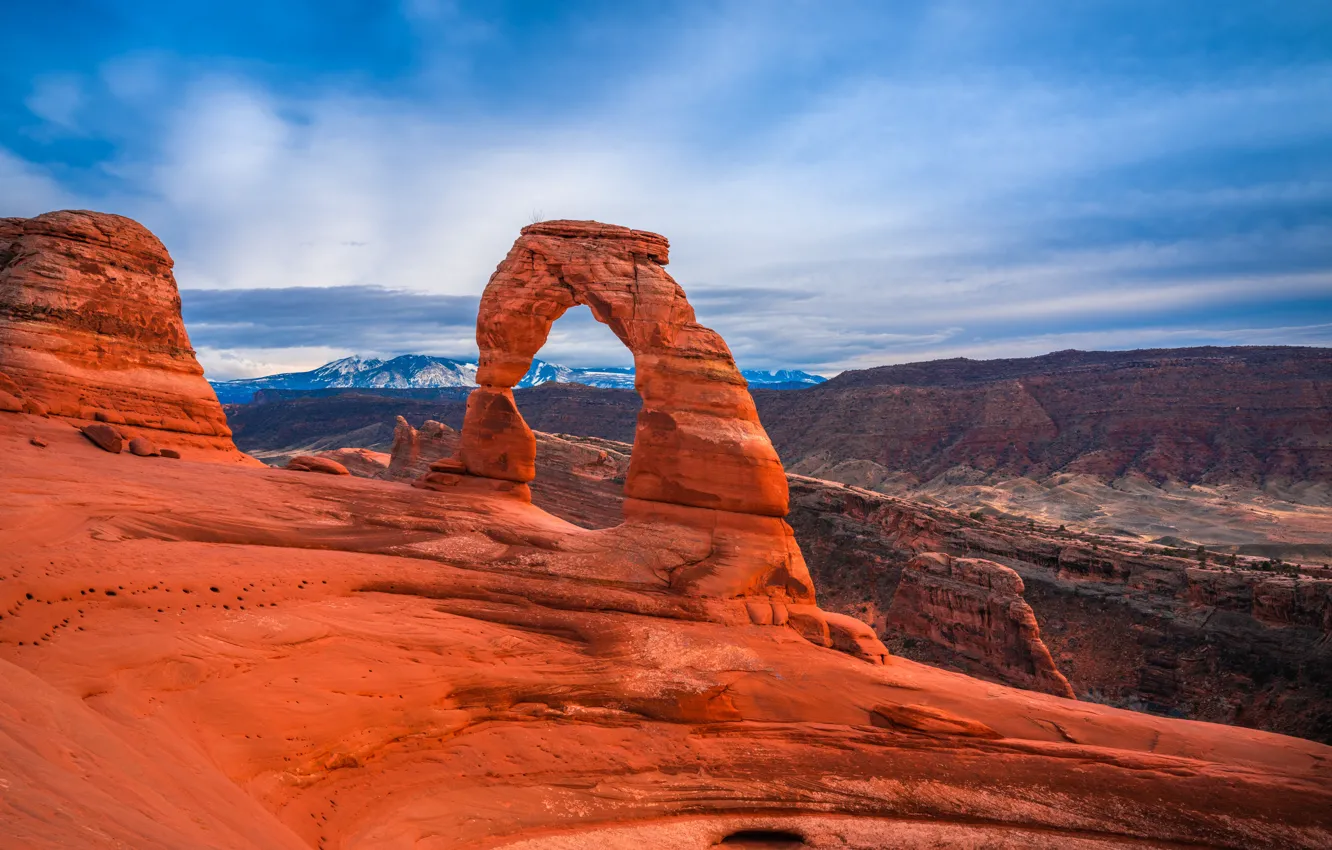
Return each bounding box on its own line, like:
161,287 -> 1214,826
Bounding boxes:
2,1 -> 1330,380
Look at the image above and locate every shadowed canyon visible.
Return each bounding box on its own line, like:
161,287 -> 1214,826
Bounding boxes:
2,211 -> 1331,848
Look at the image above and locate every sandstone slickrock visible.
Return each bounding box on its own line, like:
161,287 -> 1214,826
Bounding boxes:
870,702 -> 1003,739
3,411 -> 1331,848
888,552 -> 1075,698
286,455 -> 350,475
0,210 -> 252,462
235,403 -> 1332,731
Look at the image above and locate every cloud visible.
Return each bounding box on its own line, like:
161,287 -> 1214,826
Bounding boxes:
844,322 -> 1332,369
24,74 -> 85,131
1,2 -> 1330,378
194,345 -> 359,381
0,148 -> 74,214
181,285 -> 479,352
181,287 -> 638,375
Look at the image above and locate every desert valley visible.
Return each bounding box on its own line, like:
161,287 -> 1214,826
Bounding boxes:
1,209 -> 1330,849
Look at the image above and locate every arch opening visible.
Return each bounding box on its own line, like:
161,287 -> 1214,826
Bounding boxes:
523,303 -> 637,530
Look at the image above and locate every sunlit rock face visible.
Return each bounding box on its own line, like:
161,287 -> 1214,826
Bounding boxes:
464,220 -> 789,515
0,210 -> 248,461
454,220 -> 819,605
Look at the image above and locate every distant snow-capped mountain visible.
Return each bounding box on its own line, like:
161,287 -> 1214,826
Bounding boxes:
209,355 -> 825,403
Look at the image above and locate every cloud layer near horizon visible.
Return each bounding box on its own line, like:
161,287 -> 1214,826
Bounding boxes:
3,2 -> 1330,379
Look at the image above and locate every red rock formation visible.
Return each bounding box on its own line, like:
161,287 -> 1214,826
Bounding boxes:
286,455 -> 350,475
386,415 -> 459,479
127,435 -> 160,457
888,552 -> 1075,698
80,422 -> 124,453
454,220 -> 820,609
464,220 -> 787,516
0,210 -> 250,462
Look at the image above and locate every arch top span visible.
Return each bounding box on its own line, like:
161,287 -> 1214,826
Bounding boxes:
460,219 -> 790,518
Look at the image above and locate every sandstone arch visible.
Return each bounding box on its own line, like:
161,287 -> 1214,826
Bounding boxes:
461,220 -> 788,517
455,220 -> 824,604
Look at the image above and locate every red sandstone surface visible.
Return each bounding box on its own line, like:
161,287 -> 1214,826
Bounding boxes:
6,410 -> 1332,848
368,424 -> 1330,741
2,215 -> 1330,848
316,447 -> 391,478
287,454 -> 353,475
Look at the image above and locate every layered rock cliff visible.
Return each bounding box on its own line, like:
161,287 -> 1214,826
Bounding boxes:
760,346 -> 1332,487
0,210 -> 247,460
887,552 -> 1075,698
785,475 -> 1332,742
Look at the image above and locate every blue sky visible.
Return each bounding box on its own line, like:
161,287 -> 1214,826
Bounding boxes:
3,1 -> 1330,378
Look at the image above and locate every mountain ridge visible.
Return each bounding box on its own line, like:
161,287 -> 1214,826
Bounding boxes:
209,354 -> 826,403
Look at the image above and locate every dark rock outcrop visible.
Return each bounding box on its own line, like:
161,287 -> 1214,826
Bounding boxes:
888,552 -> 1075,698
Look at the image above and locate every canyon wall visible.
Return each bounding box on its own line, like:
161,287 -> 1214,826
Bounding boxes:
758,346 -> 1332,486
785,476 -> 1332,742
